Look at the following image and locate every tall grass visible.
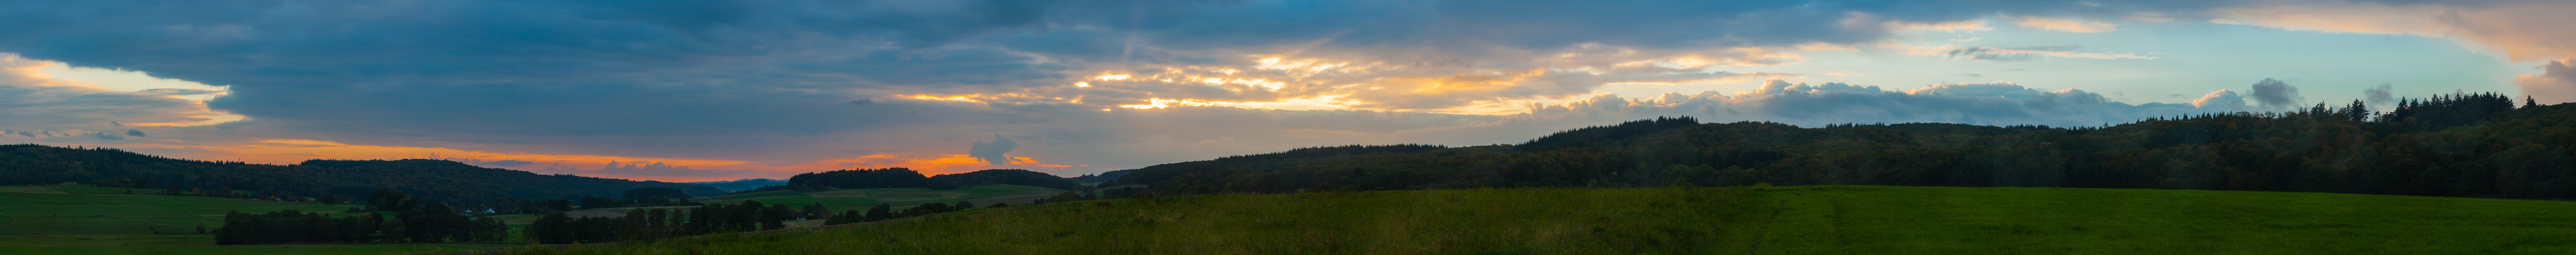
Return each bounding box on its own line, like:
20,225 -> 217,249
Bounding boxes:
529,187 -> 1759,254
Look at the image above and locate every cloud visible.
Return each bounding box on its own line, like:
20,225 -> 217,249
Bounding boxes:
2210,2 -> 2576,62
9,0 -> 2561,181
2246,78 -> 2301,109
967,134 -> 1020,166
2516,60 -> 2576,104
2208,2 -> 2576,101
2013,16 -> 2118,33
126,129 -> 144,137
1896,44 -> 2158,61
0,54 -> 234,130
2192,90 -> 2248,111
2365,83 -> 2396,106
475,160 -> 534,167
597,161 -> 754,177
1345,80 -> 2238,148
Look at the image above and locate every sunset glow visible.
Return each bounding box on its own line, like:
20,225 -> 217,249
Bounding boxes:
2,0 -> 2568,183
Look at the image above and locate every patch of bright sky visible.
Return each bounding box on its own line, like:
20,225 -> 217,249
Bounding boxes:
38,64 -> 232,101
1603,19 -> 2520,107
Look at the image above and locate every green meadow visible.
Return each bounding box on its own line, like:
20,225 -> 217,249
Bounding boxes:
0,185 -> 488,254
529,186 -> 2576,254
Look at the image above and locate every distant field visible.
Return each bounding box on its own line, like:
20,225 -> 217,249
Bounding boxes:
0,216 -> 193,235
113,195 -> 325,215
44,186 -> 159,194
693,185 -> 1064,210
127,216 -> 223,230
0,192 -> 128,206
532,186 -> 2576,254
0,205 -> 185,217
0,186 -> 67,194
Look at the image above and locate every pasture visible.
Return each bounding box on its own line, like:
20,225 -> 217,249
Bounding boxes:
691,184 -> 1066,211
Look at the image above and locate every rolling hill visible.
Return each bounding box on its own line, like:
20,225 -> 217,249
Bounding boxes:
0,144 -> 725,205
683,178 -> 788,193
1121,94 -> 2576,200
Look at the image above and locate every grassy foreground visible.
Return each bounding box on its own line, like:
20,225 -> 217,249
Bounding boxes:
527,185 -> 2576,254
0,185 -> 510,254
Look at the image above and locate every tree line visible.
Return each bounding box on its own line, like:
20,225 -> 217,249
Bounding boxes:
1124,92 -> 2576,199
216,189 -> 506,244
523,194 -> 1044,244
0,149 -> 725,208
759,168 -> 1085,193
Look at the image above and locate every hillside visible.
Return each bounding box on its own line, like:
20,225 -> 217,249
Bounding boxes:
1064,169 -> 1134,184
0,145 -> 724,205
687,184 -> 1066,212
1122,94 -> 2576,199
519,186 -> 2576,254
0,184 -> 516,254
683,178 -> 787,193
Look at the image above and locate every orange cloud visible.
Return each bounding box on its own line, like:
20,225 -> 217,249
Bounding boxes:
2013,16 -> 2118,33
2211,3 -> 2576,62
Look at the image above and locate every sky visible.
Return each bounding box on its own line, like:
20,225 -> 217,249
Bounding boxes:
3,0 -> 2573,182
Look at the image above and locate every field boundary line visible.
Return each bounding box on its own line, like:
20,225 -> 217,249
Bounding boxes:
115,216 -> 195,229
131,203 -> 194,216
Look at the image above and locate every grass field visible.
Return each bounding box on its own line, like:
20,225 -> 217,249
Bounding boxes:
0,185 -> 501,254
0,186 -> 69,194
526,186 -> 2576,254
0,192 -> 130,206
0,217 -> 194,235
0,233 -> 518,254
126,216 -> 223,230
0,205 -> 186,217
1749,186 -> 2576,254
43,186 -> 160,195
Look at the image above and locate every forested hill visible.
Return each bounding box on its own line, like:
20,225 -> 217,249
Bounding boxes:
773,167 -> 1085,192
1123,93 -> 2576,199
0,145 -> 723,205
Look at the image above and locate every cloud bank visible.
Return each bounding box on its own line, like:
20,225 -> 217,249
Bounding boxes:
0,0 -> 2568,181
